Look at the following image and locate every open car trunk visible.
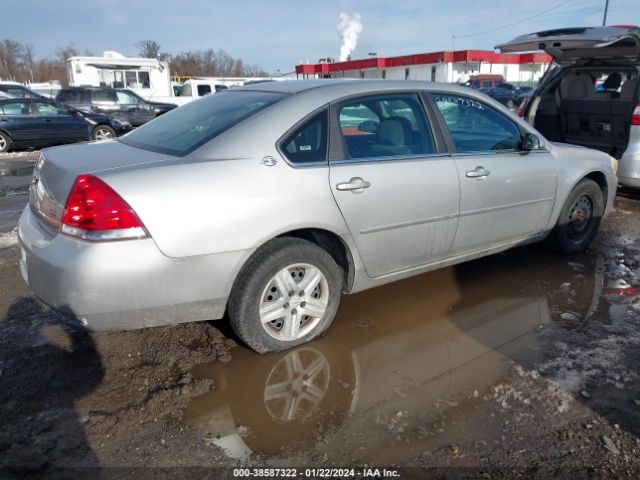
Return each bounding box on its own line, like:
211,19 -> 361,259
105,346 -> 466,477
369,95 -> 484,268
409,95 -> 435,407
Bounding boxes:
526,66 -> 639,158
497,26 -> 640,158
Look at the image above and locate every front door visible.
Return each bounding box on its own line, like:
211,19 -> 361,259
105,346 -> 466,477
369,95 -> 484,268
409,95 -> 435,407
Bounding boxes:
115,90 -> 153,126
430,93 -> 557,254
329,93 -> 460,278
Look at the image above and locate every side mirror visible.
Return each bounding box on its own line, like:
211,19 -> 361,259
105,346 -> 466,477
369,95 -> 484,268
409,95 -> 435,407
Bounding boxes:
522,133 -> 541,151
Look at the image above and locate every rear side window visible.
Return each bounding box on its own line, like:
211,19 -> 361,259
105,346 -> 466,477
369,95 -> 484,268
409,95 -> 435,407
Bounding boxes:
0,101 -> 31,115
281,110 -> 328,164
433,94 -> 521,152
338,94 -> 435,159
91,90 -> 117,103
121,91 -> 286,156
57,90 -> 85,104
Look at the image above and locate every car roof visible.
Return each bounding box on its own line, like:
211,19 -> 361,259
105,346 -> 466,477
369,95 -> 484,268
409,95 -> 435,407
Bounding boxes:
235,79 -> 475,97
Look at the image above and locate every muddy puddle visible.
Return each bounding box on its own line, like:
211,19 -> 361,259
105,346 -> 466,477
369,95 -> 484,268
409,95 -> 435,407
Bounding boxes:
183,246 -> 628,462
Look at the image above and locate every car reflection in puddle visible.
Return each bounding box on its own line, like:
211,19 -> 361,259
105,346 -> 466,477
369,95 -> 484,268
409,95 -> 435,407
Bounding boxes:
184,249 -> 603,461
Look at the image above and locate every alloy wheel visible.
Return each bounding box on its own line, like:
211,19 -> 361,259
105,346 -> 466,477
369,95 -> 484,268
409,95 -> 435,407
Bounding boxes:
94,128 -> 114,140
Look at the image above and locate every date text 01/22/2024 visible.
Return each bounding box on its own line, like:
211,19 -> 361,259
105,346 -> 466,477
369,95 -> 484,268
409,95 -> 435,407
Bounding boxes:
232,468 -> 401,478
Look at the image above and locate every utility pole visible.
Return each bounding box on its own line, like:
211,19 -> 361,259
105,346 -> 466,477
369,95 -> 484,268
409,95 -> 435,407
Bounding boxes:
603,0 -> 610,26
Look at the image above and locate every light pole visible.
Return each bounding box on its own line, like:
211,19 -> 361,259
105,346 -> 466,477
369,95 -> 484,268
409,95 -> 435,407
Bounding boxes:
603,0 -> 610,26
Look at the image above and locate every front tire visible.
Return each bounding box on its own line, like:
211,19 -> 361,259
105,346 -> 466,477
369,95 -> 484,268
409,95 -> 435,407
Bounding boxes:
545,178 -> 604,254
228,237 -> 343,353
0,131 -> 11,152
91,125 -> 116,140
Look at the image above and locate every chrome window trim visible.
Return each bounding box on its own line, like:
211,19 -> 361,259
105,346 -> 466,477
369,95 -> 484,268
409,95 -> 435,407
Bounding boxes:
448,148 -> 549,157
330,152 -> 452,166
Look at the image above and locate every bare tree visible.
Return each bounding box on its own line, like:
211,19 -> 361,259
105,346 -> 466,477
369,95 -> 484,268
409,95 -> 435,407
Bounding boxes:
135,40 -> 168,60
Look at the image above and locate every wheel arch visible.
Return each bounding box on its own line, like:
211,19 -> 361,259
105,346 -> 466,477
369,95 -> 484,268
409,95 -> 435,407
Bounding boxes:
582,170 -> 609,212
276,228 -> 356,294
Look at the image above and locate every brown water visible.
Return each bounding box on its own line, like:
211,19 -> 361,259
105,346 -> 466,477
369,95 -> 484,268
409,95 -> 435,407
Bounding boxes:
184,249 -> 607,461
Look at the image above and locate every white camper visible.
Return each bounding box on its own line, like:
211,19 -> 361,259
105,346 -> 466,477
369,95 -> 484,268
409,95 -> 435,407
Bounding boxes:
66,51 -> 190,106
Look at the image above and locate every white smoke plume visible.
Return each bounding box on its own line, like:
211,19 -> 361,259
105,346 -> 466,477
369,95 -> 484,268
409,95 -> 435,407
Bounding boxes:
338,12 -> 363,62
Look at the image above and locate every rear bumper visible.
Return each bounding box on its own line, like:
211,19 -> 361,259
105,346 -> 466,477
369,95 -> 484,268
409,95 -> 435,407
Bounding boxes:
17,207 -> 252,331
617,131 -> 640,188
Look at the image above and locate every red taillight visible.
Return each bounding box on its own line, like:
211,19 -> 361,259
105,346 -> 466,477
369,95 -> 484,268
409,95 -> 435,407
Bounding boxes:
516,99 -> 526,117
62,174 -> 146,240
632,103 -> 640,126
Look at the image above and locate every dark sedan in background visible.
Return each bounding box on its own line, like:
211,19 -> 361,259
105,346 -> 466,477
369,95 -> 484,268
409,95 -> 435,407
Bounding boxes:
0,97 -> 131,152
483,86 -> 520,109
57,87 -> 177,127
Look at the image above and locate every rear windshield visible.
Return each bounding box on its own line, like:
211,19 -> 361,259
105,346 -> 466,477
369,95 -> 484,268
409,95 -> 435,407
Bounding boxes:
120,91 -> 286,156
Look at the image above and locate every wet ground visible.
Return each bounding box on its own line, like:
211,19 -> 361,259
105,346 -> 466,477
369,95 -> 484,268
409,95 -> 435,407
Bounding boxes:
1,151 -> 640,478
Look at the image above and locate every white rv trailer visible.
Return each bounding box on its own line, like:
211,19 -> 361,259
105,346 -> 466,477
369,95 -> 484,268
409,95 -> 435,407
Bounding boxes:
66,51 -> 190,105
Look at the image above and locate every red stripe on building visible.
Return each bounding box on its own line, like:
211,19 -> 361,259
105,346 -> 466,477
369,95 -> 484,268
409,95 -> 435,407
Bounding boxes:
295,50 -> 551,75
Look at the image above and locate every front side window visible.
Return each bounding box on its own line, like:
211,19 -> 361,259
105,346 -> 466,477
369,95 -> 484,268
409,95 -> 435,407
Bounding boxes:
432,94 -> 521,152
281,110 -> 327,164
121,91 -> 285,156
338,94 -> 435,159
0,101 -> 31,115
34,101 -> 68,116
116,90 -> 140,105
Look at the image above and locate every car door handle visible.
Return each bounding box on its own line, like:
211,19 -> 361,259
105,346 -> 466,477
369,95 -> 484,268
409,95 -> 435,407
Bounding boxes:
336,177 -> 371,193
465,166 -> 491,179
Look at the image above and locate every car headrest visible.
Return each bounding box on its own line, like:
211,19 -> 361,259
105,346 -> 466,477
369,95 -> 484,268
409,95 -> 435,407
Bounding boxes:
603,72 -> 622,91
376,117 -> 412,147
561,74 -> 595,99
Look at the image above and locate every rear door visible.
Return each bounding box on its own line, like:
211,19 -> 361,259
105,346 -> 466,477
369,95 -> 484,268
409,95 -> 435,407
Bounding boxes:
428,92 -> 557,254
328,92 -> 460,278
497,26 -> 640,62
33,100 -> 89,144
0,100 -> 38,145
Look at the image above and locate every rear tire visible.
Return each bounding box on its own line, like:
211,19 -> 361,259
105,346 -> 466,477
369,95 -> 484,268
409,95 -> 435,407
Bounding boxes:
91,125 -> 116,140
0,131 -> 11,152
228,237 -> 343,354
545,178 -> 604,254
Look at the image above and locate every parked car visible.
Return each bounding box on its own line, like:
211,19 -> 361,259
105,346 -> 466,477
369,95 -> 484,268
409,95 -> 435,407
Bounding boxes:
0,91 -> 14,99
56,87 -> 177,127
18,80 -> 617,353
0,97 -> 132,152
466,74 -> 505,89
484,86 -> 519,109
0,82 -> 43,99
498,25 -> 640,188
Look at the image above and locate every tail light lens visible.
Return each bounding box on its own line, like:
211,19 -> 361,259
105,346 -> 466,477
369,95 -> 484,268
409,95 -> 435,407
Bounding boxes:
632,103 -> 640,126
61,174 -> 147,241
516,99 -> 526,117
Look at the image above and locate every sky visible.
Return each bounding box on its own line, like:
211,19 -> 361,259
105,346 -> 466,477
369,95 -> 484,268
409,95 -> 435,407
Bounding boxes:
5,0 -> 640,73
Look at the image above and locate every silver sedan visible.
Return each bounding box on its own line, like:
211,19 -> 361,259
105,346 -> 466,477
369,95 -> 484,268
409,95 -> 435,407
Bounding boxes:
18,80 -> 618,353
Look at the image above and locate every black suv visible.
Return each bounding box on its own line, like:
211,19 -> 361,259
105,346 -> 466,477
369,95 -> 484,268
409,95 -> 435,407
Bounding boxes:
56,87 -> 177,127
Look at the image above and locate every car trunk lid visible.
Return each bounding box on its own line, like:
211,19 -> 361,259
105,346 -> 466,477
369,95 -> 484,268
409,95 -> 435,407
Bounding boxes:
496,26 -> 640,63
30,140 -> 174,230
